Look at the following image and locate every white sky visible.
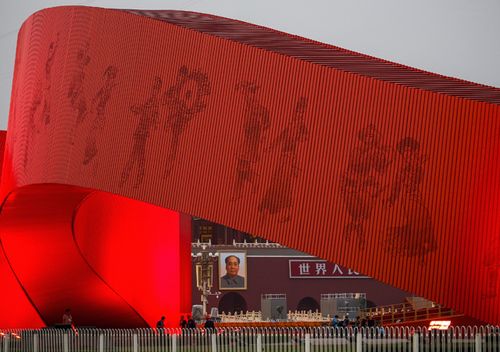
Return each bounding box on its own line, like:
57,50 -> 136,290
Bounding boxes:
0,0 -> 499,129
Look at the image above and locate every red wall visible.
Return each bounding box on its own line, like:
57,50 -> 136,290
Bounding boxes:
1,6 -> 500,326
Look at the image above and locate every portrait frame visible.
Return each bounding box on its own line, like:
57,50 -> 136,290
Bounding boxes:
218,250 -> 247,290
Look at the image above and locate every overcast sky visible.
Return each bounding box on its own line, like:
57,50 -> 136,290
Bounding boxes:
0,0 -> 499,130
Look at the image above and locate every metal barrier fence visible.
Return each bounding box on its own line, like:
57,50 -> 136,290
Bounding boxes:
1,326 -> 499,351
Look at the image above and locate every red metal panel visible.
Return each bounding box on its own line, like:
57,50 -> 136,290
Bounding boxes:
0,6 -> 499,326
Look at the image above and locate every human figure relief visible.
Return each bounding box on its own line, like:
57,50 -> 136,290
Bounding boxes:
68,43 -> 91,130
340,125 -> 393,249
9,86 -> 19,161
7,48 -> 24,158
119,76 -> 162,188
41,33 -> 60,126
258,97 -> 308,223
83,65 -> 118,165
23,34 -> 59,170
385,138 -> 436,264
231,81 -> 270,201
23,81 -> 42,170
10,50 -> 22,159
162,66 -> 210,178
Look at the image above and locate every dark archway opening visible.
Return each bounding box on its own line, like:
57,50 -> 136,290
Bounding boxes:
297,296 -> 320,312
218,292 -> 247,314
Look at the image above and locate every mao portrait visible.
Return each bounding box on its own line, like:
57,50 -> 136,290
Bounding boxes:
219,251 -> 247,290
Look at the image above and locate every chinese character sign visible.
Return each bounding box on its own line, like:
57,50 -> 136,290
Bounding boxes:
289,260 -> 369,278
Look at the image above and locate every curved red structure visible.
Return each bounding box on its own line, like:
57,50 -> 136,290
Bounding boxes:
1,6 -> 500,327
0,184 -> 191,328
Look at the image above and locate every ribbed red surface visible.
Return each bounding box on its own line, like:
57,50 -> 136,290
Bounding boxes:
125,9 -> 500,105
1,6 -> 500,325
0,131 -> 5,181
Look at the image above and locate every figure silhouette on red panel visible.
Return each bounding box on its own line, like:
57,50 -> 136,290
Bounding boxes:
119,76 -> 162,188
341,125 -> 393,249
162,66 -> 210,178
9,86 -> 19,160
385,138 -> 436,263
231,81 -> 270,201
10,47 -> 23,162
258,97 -> 308,223
68,43 -> 91,129
41,33 -> 60,127
341,126 -> 436,263
24,33 -> 59,170
83,65 -> 118,165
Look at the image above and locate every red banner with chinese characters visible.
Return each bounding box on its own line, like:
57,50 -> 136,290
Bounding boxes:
289,260 -> 370,279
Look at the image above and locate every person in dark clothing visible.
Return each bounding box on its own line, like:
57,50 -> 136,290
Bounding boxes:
62,308 -> 73,325
179,315 -> 187,329
204,314 -> 215,330
343,314 -> 350,327
355,316 -> 361,328
156,316 -> 165,329
367,315 -> 375,327
187,315 -> 196,329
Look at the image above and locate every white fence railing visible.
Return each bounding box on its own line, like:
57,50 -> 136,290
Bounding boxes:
1,326 -> 499,352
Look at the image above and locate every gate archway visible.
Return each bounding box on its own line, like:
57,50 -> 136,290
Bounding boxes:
297,297 -> 320,312
218,292 -> 248,314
